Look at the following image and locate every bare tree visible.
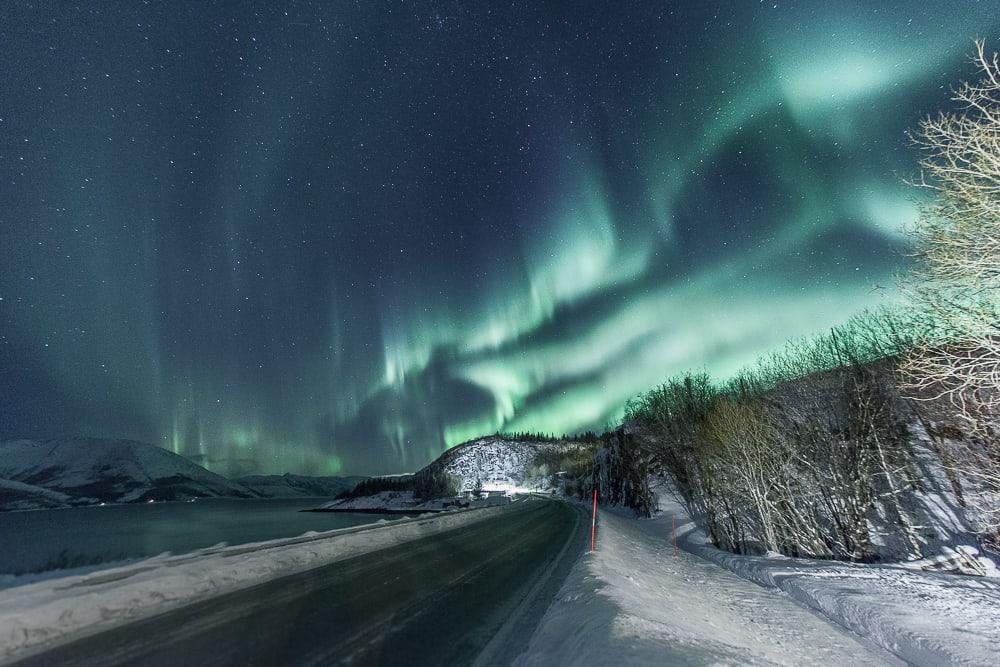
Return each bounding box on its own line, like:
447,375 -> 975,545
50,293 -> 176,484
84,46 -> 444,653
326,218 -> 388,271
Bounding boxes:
902,40 -> 1000,540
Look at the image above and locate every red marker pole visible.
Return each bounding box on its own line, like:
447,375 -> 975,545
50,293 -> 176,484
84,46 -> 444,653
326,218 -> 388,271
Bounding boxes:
590,488 -> 597,552
672,515 -> 678,556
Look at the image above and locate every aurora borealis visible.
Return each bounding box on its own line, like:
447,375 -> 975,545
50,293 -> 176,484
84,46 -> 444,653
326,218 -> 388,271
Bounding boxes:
1,2 -> 997,477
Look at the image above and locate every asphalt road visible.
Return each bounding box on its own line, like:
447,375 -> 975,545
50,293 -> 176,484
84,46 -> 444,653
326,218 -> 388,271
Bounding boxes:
15,498 -> 582,667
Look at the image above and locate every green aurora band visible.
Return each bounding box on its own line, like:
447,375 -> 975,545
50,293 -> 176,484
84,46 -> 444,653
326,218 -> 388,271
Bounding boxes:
1,2 -> 997,475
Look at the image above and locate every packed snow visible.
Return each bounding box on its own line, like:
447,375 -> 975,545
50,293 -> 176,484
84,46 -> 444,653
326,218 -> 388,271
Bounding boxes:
0,502 -> 516,663
318,436 -> 578,512
519,490 -> 1000,666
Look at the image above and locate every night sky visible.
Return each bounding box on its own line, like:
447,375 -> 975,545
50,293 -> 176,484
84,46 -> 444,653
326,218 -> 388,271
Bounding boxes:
1,2 -> 997,477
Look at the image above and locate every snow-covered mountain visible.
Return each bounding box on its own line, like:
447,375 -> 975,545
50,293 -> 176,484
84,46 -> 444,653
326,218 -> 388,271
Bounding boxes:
0,435 -> 593,512
0,438 -> 256,510
234,474 -> 366,498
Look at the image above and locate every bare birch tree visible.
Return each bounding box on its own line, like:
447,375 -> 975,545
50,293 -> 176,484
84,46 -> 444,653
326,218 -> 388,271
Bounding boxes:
902,40 -> 1000,539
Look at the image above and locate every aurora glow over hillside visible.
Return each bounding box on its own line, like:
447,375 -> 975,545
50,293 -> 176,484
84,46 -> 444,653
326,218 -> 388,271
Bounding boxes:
1,2 -> 997,476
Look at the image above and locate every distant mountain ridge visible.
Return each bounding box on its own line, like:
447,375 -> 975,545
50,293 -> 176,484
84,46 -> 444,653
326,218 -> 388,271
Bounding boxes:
0,438 -> 365,511
233,473 -> 367,498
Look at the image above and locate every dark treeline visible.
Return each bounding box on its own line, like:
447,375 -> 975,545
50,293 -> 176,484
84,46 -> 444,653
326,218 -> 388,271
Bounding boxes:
493,430 -> 603,443
337,465 -> 459,501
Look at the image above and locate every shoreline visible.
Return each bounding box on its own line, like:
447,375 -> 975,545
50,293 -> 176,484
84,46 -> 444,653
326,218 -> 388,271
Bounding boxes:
302,507 -> 437,515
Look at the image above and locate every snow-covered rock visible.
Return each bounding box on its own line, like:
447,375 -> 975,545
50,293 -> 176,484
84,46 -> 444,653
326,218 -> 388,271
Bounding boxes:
309,436 -> 585,513
233,473 -> 366,498
0,438 -> 257,510
427,436 -> 580,491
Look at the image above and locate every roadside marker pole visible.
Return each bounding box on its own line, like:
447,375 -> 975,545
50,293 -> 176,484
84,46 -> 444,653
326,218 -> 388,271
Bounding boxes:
672,515 -> 678,556
590,489 -> 597,552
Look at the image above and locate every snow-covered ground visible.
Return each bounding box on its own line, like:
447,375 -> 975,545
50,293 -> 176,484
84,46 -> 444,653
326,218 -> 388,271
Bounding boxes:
0,503 -> 515,664
517,502 -> 898,665
519,492 -> 1000,666
665,491 -> 1000,666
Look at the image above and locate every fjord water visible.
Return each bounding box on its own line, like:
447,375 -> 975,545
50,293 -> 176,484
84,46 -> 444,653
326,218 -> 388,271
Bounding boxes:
0,498 -> 397,576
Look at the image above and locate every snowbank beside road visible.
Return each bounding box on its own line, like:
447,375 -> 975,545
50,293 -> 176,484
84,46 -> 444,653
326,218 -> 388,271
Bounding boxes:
665,493 -> 1000,666
517,502 -> 896,666
0,502 -> 515,664
429,436 -> 578,491
520,488 -> 1000,666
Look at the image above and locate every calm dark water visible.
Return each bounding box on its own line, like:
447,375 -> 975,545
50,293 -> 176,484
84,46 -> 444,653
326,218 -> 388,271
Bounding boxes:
0,498 -> 397,575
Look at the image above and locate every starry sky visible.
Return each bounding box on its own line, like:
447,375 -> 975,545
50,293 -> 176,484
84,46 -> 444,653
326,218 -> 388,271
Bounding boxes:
1,2 -> 997,477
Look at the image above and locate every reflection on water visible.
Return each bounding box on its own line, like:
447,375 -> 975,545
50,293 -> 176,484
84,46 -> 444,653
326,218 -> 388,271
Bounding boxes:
0,498 -> 398,575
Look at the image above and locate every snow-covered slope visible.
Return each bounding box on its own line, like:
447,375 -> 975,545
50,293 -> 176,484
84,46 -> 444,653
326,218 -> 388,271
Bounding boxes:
0,478 -> 85,511
427,436 -> 580,491
0,438 -> 257,510
233,474 -> 366,498
761,365 -> 982,562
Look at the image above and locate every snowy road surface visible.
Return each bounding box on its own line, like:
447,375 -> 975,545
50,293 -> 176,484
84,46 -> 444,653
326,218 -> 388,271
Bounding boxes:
10,499 -> 580,666
8,493 -> 987,666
